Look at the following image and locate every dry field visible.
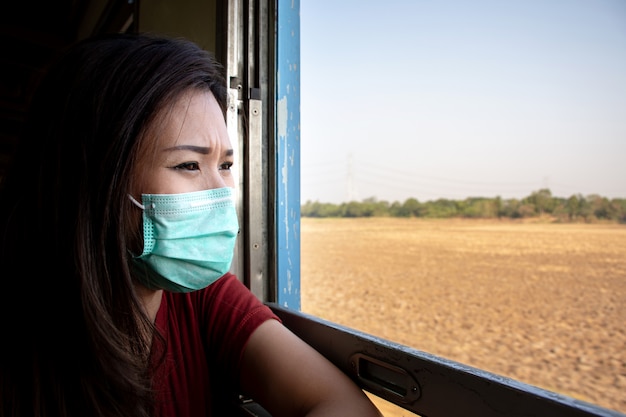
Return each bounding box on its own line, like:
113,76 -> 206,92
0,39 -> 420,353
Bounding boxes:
300,217 -> 626,416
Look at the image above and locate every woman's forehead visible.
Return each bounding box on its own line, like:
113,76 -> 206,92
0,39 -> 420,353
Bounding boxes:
138,89 -> 228,157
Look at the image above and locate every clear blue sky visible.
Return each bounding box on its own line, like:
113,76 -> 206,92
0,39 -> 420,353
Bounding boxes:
300,0 -> 626,204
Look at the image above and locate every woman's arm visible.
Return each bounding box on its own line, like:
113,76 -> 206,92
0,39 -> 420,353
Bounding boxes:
240,319 -> 383,417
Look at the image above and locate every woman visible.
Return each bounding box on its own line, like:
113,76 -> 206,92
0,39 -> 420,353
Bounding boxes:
0,33 -> 381,417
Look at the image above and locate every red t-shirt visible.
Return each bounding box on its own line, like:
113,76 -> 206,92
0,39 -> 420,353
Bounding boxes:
151,273 -> 279,416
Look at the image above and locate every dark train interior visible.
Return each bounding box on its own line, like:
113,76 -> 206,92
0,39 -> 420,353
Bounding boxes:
0,0 -> 137,180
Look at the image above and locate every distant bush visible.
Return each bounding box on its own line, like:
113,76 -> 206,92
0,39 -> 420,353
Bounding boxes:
301,189 -> 626,223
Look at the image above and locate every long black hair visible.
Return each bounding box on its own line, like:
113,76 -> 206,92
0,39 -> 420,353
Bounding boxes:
0,33 -> 227,417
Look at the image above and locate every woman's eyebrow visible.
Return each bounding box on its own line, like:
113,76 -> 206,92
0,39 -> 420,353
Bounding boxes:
163,145 -> 211,154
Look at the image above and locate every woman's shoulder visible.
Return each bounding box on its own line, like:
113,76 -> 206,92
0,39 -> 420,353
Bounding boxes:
160,272 -> 279,365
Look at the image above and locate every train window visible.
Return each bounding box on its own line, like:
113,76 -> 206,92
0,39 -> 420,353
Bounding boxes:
299,1 -> 626,415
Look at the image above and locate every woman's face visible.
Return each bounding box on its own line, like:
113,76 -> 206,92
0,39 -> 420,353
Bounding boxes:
133,89 -> 234,197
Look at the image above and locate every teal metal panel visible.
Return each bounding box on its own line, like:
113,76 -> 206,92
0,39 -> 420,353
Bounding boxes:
275,0 -> 300,309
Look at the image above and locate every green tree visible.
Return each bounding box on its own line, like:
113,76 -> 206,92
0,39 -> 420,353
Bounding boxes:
500,199 -> 521,218
424,199 -> 457,218
462,197 -> 498,218
525,188 -> 554,215
402,198 -> 421,217
361,197 -> 390,217
342,201 -> 365,217
566,195 -> 580,221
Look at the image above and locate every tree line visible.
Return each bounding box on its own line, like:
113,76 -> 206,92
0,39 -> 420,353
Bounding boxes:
301,189 -> 626,223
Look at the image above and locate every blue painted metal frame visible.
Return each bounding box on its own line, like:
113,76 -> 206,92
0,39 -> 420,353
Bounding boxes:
275,0 -> 301,309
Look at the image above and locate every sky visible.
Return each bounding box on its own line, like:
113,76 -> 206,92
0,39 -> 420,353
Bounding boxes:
299,0 -> 626,204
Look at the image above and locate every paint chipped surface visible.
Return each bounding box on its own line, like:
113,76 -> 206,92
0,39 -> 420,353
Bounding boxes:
277,95 -> 288,138
276,0 -> 301,310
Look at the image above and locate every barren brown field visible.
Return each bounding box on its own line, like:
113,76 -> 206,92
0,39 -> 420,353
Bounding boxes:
300,217 -> 626,416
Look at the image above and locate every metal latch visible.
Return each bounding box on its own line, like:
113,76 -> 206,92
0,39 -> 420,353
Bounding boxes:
351,353 -> 421,404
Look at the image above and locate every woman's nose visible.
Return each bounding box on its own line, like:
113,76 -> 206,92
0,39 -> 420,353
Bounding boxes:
204,170 -> 228,190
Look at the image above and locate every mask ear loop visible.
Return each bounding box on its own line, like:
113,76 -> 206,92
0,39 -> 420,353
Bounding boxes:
128,195 -> 149,258
128,194 -> 145,210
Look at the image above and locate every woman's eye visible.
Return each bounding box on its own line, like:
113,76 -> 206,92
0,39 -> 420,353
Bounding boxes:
219,161 -> 233,171
174,162 -> 200,171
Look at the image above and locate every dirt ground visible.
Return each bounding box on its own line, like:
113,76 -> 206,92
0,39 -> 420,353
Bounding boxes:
300,218 -> 626,416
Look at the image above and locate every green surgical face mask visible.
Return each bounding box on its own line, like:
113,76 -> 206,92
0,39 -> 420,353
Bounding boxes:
129,187 -> 239,292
